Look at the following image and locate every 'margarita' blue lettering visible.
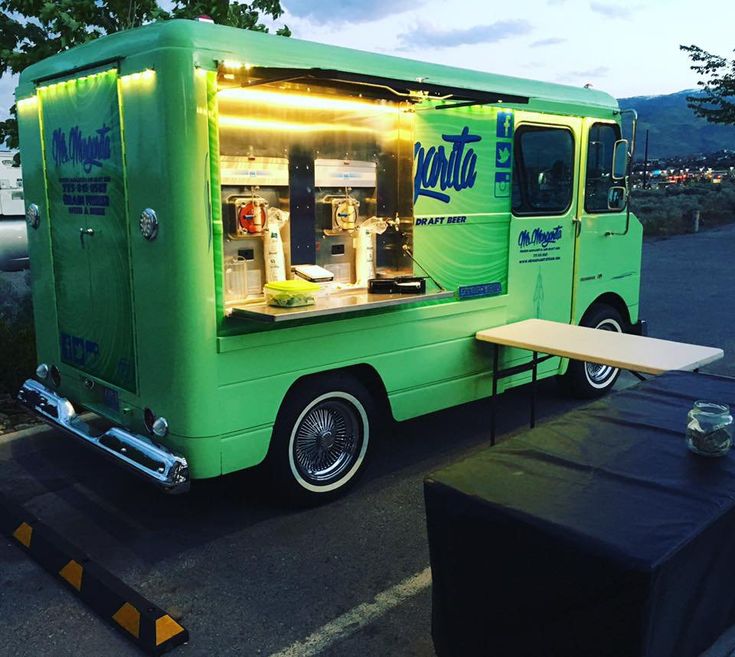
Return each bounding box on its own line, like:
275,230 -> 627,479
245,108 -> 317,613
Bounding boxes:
414,126 -> 481,203
52,124 -> 112,173
518,225 -> 563,248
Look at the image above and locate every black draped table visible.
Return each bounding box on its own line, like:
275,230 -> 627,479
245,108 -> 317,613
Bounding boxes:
425,372 -> 735,657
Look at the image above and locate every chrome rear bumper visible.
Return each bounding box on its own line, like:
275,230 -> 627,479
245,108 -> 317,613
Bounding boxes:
17,379 -> 190,494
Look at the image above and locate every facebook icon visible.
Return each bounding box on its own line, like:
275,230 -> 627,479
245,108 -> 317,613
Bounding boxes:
496,111 -> 514,139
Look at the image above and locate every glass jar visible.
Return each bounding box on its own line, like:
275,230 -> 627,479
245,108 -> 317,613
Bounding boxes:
686,401 -> 733,457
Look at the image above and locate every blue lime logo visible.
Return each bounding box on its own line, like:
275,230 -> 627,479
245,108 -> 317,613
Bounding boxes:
413,126 -> 481,204
51,124 -> 112,173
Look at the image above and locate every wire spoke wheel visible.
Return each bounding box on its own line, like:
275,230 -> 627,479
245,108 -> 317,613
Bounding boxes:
584,317 -> 622,388
292,398 -> 363,486
561,304 -> 626,399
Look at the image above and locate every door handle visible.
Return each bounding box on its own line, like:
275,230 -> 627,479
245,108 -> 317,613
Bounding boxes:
80,227 -> 95,248
572,216 -> 582,238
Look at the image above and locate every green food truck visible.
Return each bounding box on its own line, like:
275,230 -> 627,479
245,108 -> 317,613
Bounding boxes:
15,19 -> 643,502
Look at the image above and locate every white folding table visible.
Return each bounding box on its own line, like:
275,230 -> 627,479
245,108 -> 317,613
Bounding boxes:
476,318 -> 724,444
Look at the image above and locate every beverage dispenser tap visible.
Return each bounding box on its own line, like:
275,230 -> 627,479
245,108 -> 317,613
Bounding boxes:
324,187 -> 360,236
236,186 -> 268,236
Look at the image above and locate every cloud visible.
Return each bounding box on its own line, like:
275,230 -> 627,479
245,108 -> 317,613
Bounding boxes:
397,20 -> 533,50
590,2 -> 633,19
574,66 -> 610,77
530,37 -> 567,47
284,0 -> 421,23
557,65 -> 610,82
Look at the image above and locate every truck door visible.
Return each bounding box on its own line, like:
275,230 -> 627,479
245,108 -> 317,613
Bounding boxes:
571,119 -> 639,324
508,112 -> 582,324
38,68 -> 137,392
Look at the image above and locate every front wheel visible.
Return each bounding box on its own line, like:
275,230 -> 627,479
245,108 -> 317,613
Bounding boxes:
266,375 -> 373,505
560,304 -> 625,398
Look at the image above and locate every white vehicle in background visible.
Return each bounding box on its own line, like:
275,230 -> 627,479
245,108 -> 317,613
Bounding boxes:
0,150 -> 27,271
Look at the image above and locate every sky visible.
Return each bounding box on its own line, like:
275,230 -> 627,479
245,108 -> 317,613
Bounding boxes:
275,0 -> 734,97
1,0 -> 733,123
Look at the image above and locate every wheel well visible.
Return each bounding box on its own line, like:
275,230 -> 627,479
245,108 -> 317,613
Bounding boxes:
284,364 -> 393,425
582,293 -> 632,330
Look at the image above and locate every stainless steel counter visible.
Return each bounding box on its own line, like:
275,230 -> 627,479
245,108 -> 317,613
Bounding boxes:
231,288 -> 455,322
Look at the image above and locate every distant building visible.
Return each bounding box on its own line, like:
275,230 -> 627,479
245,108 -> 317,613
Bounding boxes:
0,150 -> 27,271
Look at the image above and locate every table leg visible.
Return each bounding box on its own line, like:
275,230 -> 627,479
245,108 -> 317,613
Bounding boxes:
531,351 -> 538,429
491,344 -> 499,446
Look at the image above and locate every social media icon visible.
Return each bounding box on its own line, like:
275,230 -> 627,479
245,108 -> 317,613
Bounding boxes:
496,111 -> 514,139
496,143 -> 512,169
494,172 -> 511,197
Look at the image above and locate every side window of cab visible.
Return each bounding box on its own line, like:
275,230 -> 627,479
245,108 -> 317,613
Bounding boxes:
585,123 -> 621,213
511,126 -> 575,216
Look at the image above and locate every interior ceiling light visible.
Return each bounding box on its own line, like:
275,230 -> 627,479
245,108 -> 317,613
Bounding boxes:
216,87 -> 402,114
218,115 -> 376,134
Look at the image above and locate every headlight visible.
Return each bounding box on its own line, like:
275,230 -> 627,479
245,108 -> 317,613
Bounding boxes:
152,416 -> 169,438
36,363 -> 49,379
144,408 -> 169,437
139,208 -> 159,240
26,203 -> 40,229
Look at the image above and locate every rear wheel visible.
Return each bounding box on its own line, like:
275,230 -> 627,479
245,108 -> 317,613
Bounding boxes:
560,303 -> 625,398
267,374 -> 373,505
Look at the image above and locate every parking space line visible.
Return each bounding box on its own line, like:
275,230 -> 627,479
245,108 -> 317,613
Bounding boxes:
269,567 -> 432,657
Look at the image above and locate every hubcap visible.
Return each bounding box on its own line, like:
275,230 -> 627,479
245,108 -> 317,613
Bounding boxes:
293,399 -> 361,485
319,429 -> 335,450
585,318 -> 622,386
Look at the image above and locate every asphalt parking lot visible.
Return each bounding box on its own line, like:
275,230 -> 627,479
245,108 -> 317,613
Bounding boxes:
1,224 -> 734,657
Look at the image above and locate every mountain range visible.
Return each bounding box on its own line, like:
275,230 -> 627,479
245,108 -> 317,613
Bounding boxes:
617,90 -> 735,160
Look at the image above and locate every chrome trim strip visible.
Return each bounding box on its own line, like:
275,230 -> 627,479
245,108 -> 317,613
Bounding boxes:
17,379 -> 190,493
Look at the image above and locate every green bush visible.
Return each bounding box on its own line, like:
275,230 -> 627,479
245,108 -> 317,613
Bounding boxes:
0,272 -> 36,396
631,181 -> 735,235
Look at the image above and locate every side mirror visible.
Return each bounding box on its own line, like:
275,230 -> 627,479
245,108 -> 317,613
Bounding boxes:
612,139 -> 629,181
608,185 -> 628,211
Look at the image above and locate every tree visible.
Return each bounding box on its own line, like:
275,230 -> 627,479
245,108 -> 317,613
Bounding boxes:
0,1 -> 291,158
171,0 -> 291,33
680,45 -> 735,125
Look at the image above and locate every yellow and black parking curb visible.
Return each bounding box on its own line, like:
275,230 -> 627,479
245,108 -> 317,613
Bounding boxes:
0,493 -> 189,655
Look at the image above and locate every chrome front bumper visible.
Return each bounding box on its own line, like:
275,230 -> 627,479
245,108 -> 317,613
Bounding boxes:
17,379 -> 190,494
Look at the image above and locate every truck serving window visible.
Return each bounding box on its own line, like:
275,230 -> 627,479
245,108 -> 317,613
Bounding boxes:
585,123 -> 621,213
512,126 -> 574,216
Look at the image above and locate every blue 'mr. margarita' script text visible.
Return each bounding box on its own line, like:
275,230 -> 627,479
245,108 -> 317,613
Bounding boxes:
414,126 -> 481,204
518,225 -> 563,248
52,124 -> 112,173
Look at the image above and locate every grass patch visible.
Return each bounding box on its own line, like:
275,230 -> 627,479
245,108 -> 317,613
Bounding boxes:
631,180 -> 735,236
0,272 -> 36,397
